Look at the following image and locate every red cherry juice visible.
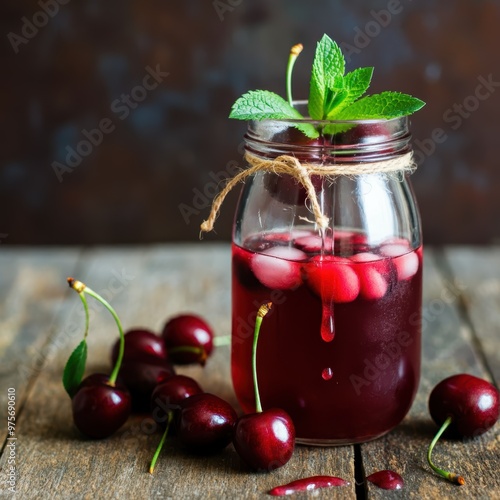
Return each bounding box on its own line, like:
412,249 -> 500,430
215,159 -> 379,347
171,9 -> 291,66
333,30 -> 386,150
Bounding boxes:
231,229 -> 422,444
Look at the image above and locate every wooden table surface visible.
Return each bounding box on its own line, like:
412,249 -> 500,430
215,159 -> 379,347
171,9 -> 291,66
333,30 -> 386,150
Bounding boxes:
0,245 -> 498,499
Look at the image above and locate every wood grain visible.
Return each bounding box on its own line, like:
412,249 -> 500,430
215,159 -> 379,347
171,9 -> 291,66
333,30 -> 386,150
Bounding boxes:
443,247 -> 500,385
1,245 -> 499,499
0,245 -> 356,499
361,250 -> 499,499
0,248 -> 81,445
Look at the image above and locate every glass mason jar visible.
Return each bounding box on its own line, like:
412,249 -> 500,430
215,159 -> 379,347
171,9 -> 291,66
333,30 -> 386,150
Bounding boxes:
231,106 -> 422,445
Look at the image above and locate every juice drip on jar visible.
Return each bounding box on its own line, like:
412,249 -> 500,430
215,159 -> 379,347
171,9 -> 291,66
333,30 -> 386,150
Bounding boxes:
320,302 -> 335,342
321,367 -> 333,380
319,227 -> 335,342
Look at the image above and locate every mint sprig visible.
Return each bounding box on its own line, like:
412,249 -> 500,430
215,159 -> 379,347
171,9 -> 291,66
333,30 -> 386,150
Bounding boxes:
308,35 -> 345,120
229,34 -> 425,128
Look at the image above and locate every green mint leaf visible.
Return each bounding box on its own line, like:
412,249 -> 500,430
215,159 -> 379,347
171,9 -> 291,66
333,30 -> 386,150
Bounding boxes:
308,34 -> 345,120
344,67 -> 373,97
228,35 -> 425,136
326,67 -> 373,118
229,90 -> 318,138
333,91 -> 426,120
63,339 -> 87,397
294,122 -> 320,139
323,74 -> 345,115
229,90 -> 303,121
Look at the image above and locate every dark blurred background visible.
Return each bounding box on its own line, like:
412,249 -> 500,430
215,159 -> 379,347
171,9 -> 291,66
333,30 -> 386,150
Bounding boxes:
1,0 -> 499,246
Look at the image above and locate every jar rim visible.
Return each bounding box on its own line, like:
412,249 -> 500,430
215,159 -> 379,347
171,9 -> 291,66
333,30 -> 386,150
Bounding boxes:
245,102 -> 412,161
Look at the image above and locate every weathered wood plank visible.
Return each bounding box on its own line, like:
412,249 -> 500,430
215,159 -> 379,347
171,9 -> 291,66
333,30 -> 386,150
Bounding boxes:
1,247 -> 151,498
443,246 -> 500,385
4,245 -> 356,499
361,249 -> 499,499
8,246 -> 499,499
0,248 -> 81,448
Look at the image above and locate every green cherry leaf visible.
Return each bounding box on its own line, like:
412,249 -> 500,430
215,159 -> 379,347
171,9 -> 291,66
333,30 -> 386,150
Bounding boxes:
229,90 -> 319,138
308,34 -> 346,120
334,91 -> 426,120
62,339 -> 87,397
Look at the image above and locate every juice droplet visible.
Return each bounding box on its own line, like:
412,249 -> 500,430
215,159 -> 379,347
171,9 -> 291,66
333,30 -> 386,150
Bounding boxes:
320,301 -> 335,342
366,470 -> 404,490
322,367 -> 333,380
269,476 -> 349,496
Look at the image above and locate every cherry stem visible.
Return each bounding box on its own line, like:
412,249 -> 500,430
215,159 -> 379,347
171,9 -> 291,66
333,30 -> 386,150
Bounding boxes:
252,302 -> 272,413
67,277 -> 125,387
427,416 -> 465,485
286,43 -> 303,106
149,411 -> 173,474
169,346 -> 204,355
169,345 -> 207,364
213,335 -> 231,347
78,292 -> 90,340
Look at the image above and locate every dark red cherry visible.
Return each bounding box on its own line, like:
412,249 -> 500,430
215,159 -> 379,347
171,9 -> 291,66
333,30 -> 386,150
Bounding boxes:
162,314 -> 214,366
233,408 -> 295,471
148,376 -> 205,474
178,393 -> 237,453
151,375 -> 203,427
427,374 -> 499,485
429,374 -> 499,437
111,328 -> 167,365
119,358 -> 176,412
76,372 -> 124,391
72,374 -> 131,439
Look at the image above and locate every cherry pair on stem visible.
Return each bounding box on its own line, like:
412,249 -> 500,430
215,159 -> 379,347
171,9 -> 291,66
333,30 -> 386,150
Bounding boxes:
64,278 -> 217,439
64,278 -> 131,439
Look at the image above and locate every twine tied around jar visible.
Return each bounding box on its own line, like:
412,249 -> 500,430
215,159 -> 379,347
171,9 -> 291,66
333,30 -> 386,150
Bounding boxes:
200,151 -> 415,234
